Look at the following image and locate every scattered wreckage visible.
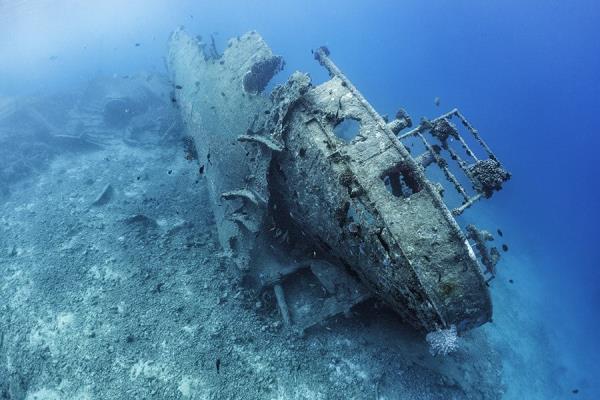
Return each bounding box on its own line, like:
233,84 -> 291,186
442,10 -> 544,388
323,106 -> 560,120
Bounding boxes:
0,74 -> 181,195
167,29 -> 510,334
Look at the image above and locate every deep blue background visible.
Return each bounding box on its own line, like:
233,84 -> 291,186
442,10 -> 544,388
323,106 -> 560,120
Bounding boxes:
1,0 -> 598,395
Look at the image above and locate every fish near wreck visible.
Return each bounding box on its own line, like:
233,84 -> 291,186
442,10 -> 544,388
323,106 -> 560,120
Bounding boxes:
166,29 -> 510,334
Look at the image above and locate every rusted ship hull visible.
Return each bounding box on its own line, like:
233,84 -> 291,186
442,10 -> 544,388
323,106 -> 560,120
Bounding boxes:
167,29 -> 509,332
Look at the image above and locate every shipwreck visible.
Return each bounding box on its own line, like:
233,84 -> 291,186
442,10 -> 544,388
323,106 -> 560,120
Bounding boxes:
166,29 -> 510,334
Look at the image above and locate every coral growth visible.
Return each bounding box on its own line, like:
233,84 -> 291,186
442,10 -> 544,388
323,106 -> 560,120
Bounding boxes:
426,325 -> 459,356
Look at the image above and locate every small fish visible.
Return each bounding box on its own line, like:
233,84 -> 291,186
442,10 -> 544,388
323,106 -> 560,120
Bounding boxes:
199,165 -> 205,175
135,43 -> 141,47
497,229 -> 503,237
502,244 -> 509,252
434,96 -> 440,107
509,279 -> 514,284
215,358 -> 221,373
572,389 -> 579,394
175,84 -> 183,89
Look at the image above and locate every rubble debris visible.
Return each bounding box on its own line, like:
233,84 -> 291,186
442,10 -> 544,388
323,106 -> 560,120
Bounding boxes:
221,189 -> 266,208
273,283 -> 291,327
0,73 -> 182,197
78,74 -> 182,146
167,29 -> 511,334
165,220 -> 194,237
123,214 -> 158,229
91,184 -> 114,207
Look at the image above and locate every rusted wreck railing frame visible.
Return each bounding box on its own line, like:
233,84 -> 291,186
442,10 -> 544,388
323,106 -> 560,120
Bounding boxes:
398,108 -> 507,215
415,131 -> 471,203
399,108 -> 496,159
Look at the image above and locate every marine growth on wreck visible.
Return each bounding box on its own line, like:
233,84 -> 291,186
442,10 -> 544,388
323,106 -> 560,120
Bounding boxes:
4,2 -> 597,397
167,29 -> 510,335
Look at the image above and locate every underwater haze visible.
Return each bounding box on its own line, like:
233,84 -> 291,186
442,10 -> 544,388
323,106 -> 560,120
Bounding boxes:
1,1 -> 599,399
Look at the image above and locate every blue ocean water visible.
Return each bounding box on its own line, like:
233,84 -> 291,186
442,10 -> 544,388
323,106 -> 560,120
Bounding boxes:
1,1 -> 598,398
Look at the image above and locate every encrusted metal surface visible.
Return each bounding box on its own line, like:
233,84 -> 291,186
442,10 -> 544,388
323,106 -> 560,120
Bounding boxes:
167,30 -> 509,333
167,29 -> 276,271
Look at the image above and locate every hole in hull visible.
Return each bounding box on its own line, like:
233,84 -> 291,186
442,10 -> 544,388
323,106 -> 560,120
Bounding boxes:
333,118 -> 361,142
381,163 -> 423,198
